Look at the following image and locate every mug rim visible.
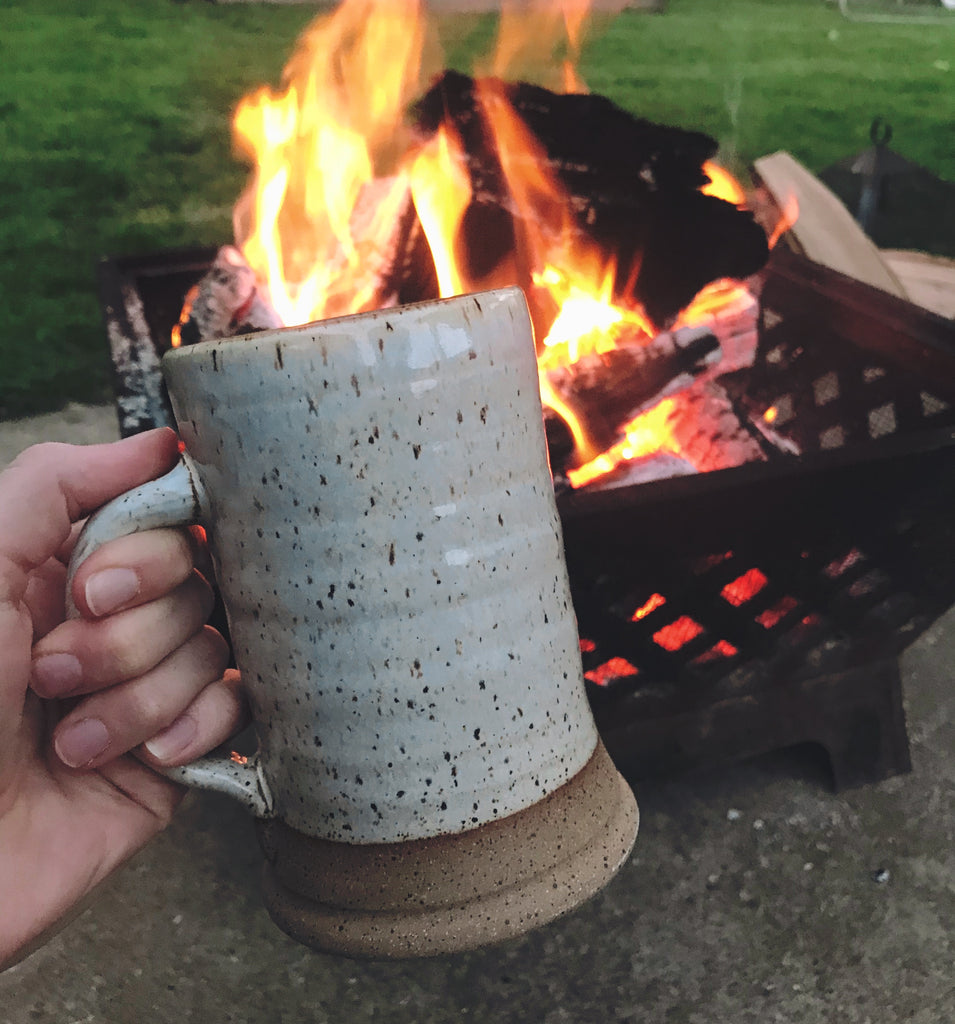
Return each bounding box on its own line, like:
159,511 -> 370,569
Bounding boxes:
164,285 -> 528,362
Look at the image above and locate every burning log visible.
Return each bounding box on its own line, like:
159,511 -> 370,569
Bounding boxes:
177,179 -> 420,345
175,246 -> 283,345
543,285 -> 763,473
410,71 -> 770,330
553,379 -> 771,490
663,380 -> 769,474
574,452 -> 697,491
544,325 -> 722,461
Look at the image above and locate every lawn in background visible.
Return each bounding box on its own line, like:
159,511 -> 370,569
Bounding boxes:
1,0 -> 952,418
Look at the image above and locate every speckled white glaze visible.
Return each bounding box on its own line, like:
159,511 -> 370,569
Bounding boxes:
72,288 -> 599,844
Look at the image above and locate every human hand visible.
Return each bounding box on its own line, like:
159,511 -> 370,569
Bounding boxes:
0,429 -> 246,968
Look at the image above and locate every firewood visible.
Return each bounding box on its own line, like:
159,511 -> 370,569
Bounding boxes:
178,178 -> 419,345
577,451 -> 697,492
663,380 -> 769,474
751,151 -> 908,299
175,246 -> 282,345
411,71 -> 770,330
880,249 -> 955,319
544,325 -> 721,461
550,379 -> 771,489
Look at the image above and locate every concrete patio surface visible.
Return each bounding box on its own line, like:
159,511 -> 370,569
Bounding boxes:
1,404 -> 953,1024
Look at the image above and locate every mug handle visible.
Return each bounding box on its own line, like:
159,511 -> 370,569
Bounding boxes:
66,457 -> 274,818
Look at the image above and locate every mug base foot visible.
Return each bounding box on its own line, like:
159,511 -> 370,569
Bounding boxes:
257,740 -> 638,959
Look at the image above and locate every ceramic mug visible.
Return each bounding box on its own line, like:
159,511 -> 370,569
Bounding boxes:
69,287 -> 638,957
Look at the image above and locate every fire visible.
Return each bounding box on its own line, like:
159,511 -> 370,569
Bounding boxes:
231,0 -> 434,325
409,123 -> 472,297
701,160 -> 746,207
767,193 -> 800,249
488,0 -> 591,95
225,0 -> 780,489
567,398 -> 681,488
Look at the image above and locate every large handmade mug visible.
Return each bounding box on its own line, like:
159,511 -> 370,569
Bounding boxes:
69,287 -> 638,958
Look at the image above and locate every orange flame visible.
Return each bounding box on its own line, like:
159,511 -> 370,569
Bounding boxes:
226,0 -> 767,490
567,397 -> 682,488
701,160 -> 746,206
232,0 -> 434,325
409,122 -> 472,297
488,0 -> 591,95
768,193 -> 799,249
171,284 -> 198,349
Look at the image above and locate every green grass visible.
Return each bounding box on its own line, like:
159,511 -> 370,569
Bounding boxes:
1,0 -> 953,418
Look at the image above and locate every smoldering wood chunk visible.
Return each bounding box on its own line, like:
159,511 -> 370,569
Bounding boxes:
551,380 -> 769,488
664,381 -> 769,474
545,326 -> 721,460
411,71 -> 769,329
177,246 -> 283,345
575,451 -> 698,492
372,184 -> 439,309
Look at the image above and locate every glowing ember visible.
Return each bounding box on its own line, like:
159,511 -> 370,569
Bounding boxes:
692,638 -> 739,665
585,657 -> 639,686
721,567 -> 769,607
756,595 -> 799,629
632,592 -> 667,621
653,615 -> 705,652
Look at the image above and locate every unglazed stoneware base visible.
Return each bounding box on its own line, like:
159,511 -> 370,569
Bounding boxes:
256,741 -> 638,959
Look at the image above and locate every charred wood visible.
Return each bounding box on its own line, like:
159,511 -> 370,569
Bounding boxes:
411,71 -> 770,329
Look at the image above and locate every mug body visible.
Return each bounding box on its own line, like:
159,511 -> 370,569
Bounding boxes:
162,287 -> 598,845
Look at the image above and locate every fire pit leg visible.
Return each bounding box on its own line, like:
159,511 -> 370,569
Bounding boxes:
818,656 -> 912,791
595,653 -> 912,792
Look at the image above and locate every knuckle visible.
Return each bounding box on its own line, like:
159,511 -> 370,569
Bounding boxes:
126,687 -> 166,728
90,613 -> 162,682
199,626 -> 230,667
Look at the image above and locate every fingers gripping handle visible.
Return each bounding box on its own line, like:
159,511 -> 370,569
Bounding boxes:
66,458 -> 274,818
66,460 -> 201,618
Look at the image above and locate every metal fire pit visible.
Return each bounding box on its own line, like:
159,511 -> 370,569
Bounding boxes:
97,244 -> 955,789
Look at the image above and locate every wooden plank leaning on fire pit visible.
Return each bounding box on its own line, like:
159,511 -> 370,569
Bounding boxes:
752,151 -> 908,299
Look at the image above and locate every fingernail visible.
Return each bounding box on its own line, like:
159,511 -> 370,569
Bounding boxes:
144,715 -> 198,762
55,718 -> 110,768
32,653 -> 83,698
85,568 -> 140,617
